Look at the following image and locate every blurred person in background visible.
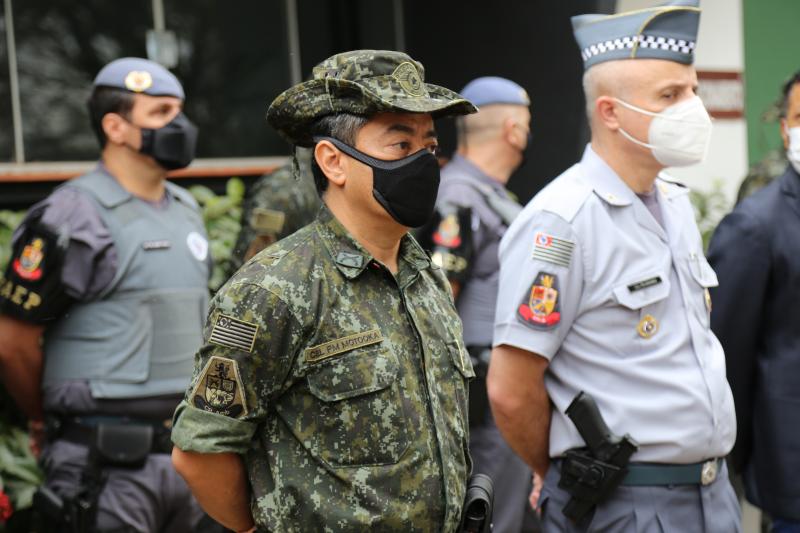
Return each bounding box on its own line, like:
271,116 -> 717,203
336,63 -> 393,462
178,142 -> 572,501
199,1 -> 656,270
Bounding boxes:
0,57 -> 217,532
708,69 -> 800,533
417,75 -> 536,532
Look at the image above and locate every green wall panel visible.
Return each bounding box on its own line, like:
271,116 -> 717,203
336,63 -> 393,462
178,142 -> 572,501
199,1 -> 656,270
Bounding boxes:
743,0 -> 800,165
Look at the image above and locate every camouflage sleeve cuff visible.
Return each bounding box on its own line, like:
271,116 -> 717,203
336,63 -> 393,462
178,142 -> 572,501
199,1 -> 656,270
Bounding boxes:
171,400 -> 256,454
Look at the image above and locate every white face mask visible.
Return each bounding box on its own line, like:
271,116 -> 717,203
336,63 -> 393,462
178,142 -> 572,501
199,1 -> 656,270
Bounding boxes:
615,95 -> 713,167
785,125 -> 800,174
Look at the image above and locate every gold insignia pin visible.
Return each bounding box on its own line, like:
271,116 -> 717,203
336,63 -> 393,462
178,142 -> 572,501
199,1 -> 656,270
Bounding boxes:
704,288 -> 712,313
637,314 -> 659,339
124,70 -> 153,92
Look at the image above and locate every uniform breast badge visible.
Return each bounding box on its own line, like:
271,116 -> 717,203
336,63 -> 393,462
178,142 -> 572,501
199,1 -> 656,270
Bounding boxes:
517,272 -> 561,329
637,314 -> 659,339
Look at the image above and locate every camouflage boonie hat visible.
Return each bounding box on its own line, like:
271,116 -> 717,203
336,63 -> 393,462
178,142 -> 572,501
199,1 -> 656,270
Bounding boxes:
267,49 -> 477,147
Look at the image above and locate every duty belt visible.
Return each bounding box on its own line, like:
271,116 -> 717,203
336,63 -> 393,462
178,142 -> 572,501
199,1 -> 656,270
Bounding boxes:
46,415 -> 174,454
621,458 -> 723,486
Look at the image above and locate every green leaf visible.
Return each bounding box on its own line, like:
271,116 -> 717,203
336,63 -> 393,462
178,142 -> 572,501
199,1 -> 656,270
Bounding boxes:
204,196 -> 237,221
225,177 -> 245,202
188,185 -> 216,205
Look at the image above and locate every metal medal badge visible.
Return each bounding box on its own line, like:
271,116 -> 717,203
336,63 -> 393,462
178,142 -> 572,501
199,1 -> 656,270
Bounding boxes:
517,272 -> 561,329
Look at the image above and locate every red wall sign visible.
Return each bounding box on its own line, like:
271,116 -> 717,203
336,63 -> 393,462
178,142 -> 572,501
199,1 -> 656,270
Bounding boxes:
697,71 -> 744,119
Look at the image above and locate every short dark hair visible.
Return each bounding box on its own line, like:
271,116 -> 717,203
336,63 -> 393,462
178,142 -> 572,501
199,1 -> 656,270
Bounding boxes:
780,69 -> 800,119
308,113 -> 369,194
87,86 -> 135,148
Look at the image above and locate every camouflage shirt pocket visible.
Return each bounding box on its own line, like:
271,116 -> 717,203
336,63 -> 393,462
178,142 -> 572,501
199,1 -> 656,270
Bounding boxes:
306,347 -> 411,467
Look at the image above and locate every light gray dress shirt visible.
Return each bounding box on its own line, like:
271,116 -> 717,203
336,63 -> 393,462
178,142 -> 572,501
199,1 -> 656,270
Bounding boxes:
493,144 -> 736,463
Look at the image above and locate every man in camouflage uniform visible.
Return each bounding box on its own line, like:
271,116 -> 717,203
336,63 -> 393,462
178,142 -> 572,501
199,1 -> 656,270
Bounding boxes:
228,147 -> 320,274
171,50 -> 477,532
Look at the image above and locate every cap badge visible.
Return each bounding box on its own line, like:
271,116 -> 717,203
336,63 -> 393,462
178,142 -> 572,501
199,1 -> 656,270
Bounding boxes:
124,70 -> 153,92
392,62 -> 425,97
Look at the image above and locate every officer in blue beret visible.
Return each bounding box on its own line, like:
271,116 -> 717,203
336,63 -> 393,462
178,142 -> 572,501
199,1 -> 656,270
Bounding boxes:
488,1 -> 742,531
417,75 -> 534,532
0,58 -> 218,531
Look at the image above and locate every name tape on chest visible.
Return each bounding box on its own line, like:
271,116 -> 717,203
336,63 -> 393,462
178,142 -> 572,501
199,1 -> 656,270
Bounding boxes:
142,240 -> 171,251
209,314 -> 259,353
532,232 -> 575,268
305,328 -> 383,363
627,276 -> 662,292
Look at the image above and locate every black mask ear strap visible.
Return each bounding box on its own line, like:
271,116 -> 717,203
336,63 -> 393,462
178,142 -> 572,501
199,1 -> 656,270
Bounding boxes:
312,136 -> 431,170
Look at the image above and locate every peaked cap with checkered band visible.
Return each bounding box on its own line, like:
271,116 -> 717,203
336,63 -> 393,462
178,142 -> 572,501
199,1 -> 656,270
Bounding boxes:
267,49 -> 477,147
572,0 -> 700,70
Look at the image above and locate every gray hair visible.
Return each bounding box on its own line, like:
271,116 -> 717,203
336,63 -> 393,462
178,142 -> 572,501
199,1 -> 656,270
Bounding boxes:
309,113 -> 369,194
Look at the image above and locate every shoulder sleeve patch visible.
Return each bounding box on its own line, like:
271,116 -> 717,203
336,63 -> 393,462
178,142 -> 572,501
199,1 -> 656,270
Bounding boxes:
532,232 -> 575,268
209,314 -> 258,352
190,356 -> 248,418
517,272 -> 561,329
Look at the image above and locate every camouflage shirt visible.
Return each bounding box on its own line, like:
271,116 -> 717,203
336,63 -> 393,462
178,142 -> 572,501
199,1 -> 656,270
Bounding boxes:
172,205 -> 474,532
229,148 -> 321,274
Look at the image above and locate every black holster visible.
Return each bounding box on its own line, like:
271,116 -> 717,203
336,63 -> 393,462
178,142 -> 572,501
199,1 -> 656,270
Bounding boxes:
33,423 -> 154,533
466,346 -> 491,428
459,473 -> 494,533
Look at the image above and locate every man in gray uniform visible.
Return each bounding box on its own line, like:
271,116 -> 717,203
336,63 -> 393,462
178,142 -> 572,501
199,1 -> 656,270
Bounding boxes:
0,58 -> 215,532
419,76 -> 532,532
488,1 -> 741,531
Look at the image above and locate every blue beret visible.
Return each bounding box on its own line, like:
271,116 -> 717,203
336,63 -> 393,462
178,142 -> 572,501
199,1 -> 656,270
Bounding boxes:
572,0 -> 701,70
93,57 -> 185,99
459,77 -> 530,108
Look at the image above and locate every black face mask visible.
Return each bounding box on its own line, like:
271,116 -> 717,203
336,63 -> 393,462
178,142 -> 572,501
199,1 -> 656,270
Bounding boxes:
315,136 -> 441,228
515,130 -> 533,172
139,112 -> 198,170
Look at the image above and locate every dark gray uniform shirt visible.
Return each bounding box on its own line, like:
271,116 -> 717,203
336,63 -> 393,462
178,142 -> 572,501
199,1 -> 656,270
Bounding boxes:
10,164 -> 188,417
436,155 -> 518,347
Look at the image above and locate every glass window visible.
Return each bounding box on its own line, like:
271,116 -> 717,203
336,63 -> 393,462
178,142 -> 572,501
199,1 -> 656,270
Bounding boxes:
0,5 -> 17,162
7,0 -> 291,162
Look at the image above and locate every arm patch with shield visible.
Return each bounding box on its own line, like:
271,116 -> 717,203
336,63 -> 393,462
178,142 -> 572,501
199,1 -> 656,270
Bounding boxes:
191,356 -> 249,419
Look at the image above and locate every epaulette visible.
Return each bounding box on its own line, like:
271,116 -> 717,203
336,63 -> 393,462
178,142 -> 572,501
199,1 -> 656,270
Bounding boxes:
536,166 -> 593,223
